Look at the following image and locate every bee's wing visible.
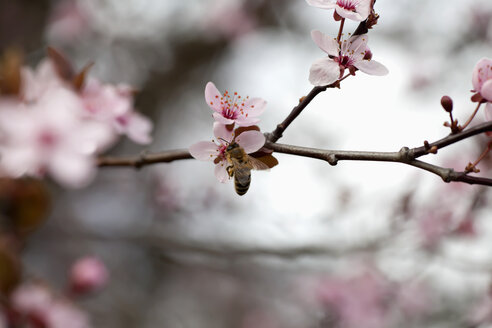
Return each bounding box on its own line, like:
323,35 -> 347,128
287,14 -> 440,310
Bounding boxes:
247,156 -> 270,171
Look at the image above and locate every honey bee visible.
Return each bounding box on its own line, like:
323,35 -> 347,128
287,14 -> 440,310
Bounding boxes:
225,142 -> 269,196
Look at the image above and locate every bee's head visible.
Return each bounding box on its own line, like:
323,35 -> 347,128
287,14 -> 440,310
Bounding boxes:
226,142 -> 239,151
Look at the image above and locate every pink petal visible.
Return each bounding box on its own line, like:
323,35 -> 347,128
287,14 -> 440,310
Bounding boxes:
335,7 -> 366,21
472,58 -> 492,92
235,116 -> 260,127
235,130 -> 265,153
49,152 -> 95,188
213,112 -> 235,125
205,82 -> 223,113
355,0 -> 371,20
311,30 -> 339,56
213,122 -> 234,143
347,34 -> 369,56
125,112 -> 153,145
189,141 -> 219,161
243,97 -> 267,117
309,57 -> 340,86
305,0 -> 336,9
481,79 -> 492,102
354,60 -> 389,76
214,161 -> 229,183
485,103 -> 492,121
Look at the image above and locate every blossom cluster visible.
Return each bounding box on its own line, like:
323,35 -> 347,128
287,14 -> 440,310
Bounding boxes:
306,0 -> 388,86
2,256 -> 108,328
0,49 -> 152,188
189,82 -> 268,184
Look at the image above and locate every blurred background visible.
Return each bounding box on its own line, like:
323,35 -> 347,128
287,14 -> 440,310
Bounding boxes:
1,0 -> 492,327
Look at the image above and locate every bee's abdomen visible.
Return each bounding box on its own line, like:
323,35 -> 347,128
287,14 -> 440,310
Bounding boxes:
234,174 -> 251,196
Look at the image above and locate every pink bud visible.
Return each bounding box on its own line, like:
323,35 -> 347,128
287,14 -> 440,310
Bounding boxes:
70,256 -> 108,294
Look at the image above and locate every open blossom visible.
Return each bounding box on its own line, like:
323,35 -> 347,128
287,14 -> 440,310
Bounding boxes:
11,283 -> 91,328
205,82 -> 266,127
81,78 -> 153,144
309,30 -> 388,86
306,0 -> 371,21
0,87 -> 114,188
189,122 -> 265,182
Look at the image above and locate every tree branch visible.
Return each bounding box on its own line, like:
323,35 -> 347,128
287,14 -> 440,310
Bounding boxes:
97,149 -> 192,168
265,140 -> 492,186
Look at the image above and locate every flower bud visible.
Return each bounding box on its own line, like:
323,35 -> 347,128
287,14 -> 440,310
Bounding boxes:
69,256 -> 108,295
440,95 -> 453,112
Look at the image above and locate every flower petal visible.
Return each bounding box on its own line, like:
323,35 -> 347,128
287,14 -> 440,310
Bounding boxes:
355,0 -> 371,20
485,103 -> 492,122
311,30 -> 339,57
309,57 -> 340,86
472,58 -> 492,92
481,79 -> 492,102
213,122 -> 234,143
236,130 -> 265,154
213,112 -> 235,125
189,141 -> 219,161
205,82 -> 223,113
335,7 -> 366,21
49,152 -> 95,188
235,116 -> 260,127
354,59 -> 389,76
243,97 -> 267,117
347,34 -> 369,56
305,0 -> 336,9
214,161 -> 229,183
125,112 -> 153,145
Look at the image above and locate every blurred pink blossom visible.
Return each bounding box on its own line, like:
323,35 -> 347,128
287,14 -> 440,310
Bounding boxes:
317,270 -> 390,328
81,78 -> 153,144
0,87 -> 114,188
309,31 -> 388,86
306,0 -> 372,21
11,282 -> 91,328
205,82 -> 266,127
189,122 -> 265,182
202,2 -> 256,39
45,300 -> 91,328
417,211 -> 452,248
70,256 -> 109,294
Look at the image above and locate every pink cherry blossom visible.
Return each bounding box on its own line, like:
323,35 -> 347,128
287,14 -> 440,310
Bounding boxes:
11,283 -> 91,328
189,123 -> 265,182
81,78 -> 153,144
205,82 -> 267,127
45,301 -> 91,328
306,0 -> 371,21
70,256 -> 109,294
0,87 -> 114,188
309,30 -> 388,86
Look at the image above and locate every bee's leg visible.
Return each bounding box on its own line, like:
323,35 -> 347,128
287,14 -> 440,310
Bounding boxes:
226,165 -> 234,178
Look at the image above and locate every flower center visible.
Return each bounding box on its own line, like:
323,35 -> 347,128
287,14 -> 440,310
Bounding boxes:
38,130 -> 58,148
335,55 -> 355,70
220,90 -> 250,120
336,0 -> 358,11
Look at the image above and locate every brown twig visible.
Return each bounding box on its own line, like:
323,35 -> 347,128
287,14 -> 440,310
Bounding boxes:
265,141 -> 492,186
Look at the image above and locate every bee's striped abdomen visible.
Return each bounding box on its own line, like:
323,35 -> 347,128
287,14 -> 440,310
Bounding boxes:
234,174 -> 251,196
